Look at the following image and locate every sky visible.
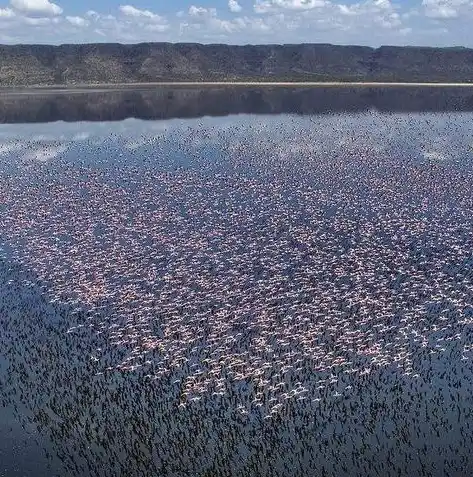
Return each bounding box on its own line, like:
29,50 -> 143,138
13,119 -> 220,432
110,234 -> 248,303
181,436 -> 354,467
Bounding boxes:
0,0 -> 472,47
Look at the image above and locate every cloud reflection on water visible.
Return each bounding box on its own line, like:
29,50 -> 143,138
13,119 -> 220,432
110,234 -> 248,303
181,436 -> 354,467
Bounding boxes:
1,107 -> 473,477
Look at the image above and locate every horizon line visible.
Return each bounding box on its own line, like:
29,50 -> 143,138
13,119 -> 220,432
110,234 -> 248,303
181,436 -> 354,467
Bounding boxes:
2,81 -> 473,94
0,42 -> 471,50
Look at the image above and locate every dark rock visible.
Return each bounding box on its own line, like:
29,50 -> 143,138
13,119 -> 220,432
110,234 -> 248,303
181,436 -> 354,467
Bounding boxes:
0,43 -> 472,86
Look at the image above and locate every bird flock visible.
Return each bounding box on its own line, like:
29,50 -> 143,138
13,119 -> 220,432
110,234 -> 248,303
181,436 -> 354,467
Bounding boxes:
1,111 -> 473,476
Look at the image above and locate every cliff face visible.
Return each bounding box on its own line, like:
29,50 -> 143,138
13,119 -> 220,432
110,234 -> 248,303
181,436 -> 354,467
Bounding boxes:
0,43 -> 472,86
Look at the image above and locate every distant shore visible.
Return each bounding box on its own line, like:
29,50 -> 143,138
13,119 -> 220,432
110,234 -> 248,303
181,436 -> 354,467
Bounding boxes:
3,43 -> 473,91
1,81 -> 473,96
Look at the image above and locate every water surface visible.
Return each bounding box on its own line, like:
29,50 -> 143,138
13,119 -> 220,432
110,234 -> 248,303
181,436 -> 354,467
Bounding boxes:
1,88 -> 473,477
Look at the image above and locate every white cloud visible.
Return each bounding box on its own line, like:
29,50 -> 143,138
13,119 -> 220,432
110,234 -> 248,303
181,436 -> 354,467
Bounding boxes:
118,5 -> 168,31
338,4 -> 357,15
254,1 -> 274,12
23,16 -> 50,25
82,11 -> 117,27
119,5 -> 162,20
189,5 -> 217,18
183,6 -> 253,36
0,7 -> 16,18
143,23 -> 169,32
0,0 -> 470,46
277,0 -> 326,8
327,0 -> 403,29
66,16 -> 88,27
255,0 -> 326,13
10,0 -> 62,16
179,1 -> 414,42
229,0 -> 243,13
421,0 -> 469,18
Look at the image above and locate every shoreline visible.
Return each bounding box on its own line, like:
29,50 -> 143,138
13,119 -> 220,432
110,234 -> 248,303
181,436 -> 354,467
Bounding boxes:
1,81 -> 473,95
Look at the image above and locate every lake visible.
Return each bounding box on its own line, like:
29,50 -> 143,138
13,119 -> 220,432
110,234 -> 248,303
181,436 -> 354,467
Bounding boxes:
1,87 -> 473,477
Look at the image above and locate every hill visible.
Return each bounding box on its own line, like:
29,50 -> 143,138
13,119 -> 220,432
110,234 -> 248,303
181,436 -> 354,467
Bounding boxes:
0,43 -> 473,86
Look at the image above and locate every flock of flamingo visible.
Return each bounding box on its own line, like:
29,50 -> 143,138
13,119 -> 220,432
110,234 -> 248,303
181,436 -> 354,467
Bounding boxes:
1,111 -> 473,476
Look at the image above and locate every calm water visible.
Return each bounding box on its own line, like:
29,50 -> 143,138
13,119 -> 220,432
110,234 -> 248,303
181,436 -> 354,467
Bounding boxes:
1,88 -> 473,477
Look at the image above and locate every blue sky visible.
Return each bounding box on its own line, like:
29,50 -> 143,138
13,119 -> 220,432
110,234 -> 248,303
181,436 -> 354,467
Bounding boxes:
0,0 -> 472,46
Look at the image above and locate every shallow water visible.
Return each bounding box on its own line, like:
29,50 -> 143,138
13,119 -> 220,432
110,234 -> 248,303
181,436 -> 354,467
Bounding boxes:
1,89 -> 473,477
